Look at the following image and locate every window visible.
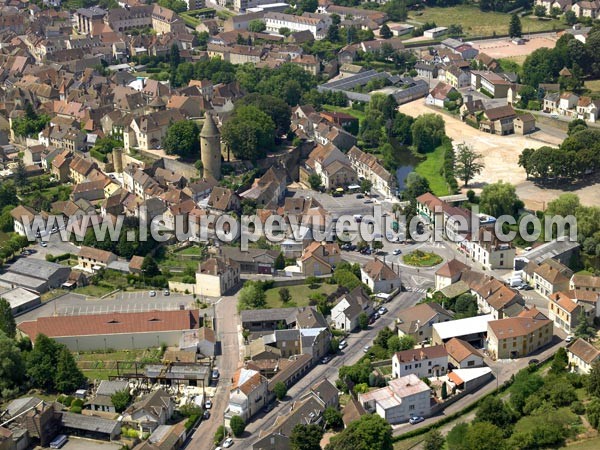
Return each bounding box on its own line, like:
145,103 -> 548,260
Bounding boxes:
467,360 -> 475,367
409,405 -> 415,410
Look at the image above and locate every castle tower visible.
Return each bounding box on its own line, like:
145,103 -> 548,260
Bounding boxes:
112,147 -> 123,173
200,113 -> 221,181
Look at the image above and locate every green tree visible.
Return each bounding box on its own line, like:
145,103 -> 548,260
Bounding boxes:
230,415 -> 245,437
387,335 -> 415,353
565,10 -> 577,25
214,425 -> 226,445
479,181 -> 522,217
574,309 -> 595,339
327,24 -> 340,42
111,389 -> 131,413
141,255 -> 160,278
383,0 -> 407,21
475,396 -> 514,429
0,332 -> 26,399
324,406 -> 343,429
291,423 -> 324,450
158,0 -> 187,13
235,93 -> 292,136
465,422 -> 505,450
455,143 -> 484,187
587,398 -> 600,429
222,105 -> 276,160
55,346 -> 85,393
441,382 -> 448,399
11,102 -> 50,137
587,360 -> 600,398
374,327 -> 395,349
279,287 -> 291,304
423,429 -> 445,450
273,381 -> 287,400
411,114 -> 445,153
248,20 -> 266,32
275,253 -> 286,270
163,120 -> 200,158
308,173 -> 323,191
326,414 -> 393,450
27,334 -> 60,390
404,172 -> 430,199
379,24 -> 392,39
534,4 -> 547,17
358,312 -> 369,330
509,13 -> 522,38
568,118 -> 588,136
0,298 -> 16,339
360,179 -> 373,194
238,282 -> 267,310
454,294 -> 478,318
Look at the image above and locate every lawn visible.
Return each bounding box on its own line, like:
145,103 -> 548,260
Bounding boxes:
414,143 -> 449,196
264,282 -> 338,308
394,435 -> 426,450
73,284 -> 115,298
409,5 -> 564,37
563,437 -> 600,449
403,250 -> 443,267
585,79 -> 600,94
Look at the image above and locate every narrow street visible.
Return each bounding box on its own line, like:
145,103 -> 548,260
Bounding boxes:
187,294 -> 241,450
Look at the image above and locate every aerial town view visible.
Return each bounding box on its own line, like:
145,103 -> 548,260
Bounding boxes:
1,0 -> 600,449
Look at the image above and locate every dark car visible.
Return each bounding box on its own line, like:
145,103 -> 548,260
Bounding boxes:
203,410 -> 210,420
356,194 -> 364,199
528,359 -> 540,366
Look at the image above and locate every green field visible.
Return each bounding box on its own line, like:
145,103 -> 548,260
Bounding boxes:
409,6 -> 564,37
414,143 -> 449,196
264,283 -> 338,308
563,437 -> 600,449
585,79 -> 600,95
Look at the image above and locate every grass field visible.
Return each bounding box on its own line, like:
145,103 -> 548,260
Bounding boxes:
409,6 -> 564,37
73,284 -> 115,297
563,437 -> 600,449
264,283 -> 338,308
414,143 -> 449,196
585,79 -> 600,94
403,250 -> 443,267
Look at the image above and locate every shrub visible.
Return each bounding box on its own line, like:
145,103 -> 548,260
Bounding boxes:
214,425 -> 226,445
69,405 -> 82,414
230,415 -> 246,437
273,381 -> 287,400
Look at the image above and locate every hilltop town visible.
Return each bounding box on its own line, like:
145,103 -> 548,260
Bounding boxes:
0,0 -> 600,450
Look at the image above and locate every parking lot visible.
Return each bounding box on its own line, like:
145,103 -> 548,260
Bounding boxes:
290,188 -> 391,216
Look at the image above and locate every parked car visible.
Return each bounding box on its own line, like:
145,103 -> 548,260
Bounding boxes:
338,340 -> 347,350
364,199 -> 373,204
205,399 -> 212,409
223,438 -> 234,448
212,369 -> 220,380
321,355 -> 332,364
264,403 -> 274,413
393,249 -> 402,255
149,291 -> 156,297
163,290 -> 170,296
409,416 -> 425,425
566,335 -> 574,343
528,359 -> 540,366
378,306 -> 388,315
40,241 -> 47,247
203,410 -> 210,420
363,345 -> 371,353
373,312 -> 380,320
356,194 -> 364,199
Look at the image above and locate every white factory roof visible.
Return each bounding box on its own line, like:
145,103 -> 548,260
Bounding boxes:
433,314 -> 493,340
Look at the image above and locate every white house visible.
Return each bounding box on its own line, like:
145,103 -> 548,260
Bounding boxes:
330,286 -> 373,331
195,256 -> 240,297
558,92 -> 579,113
10,205 -> 43,237
391,345 -> 448,379
225,368 -> 268,428
568,338 -> 600,374
264,12 -> 331,39
361,258 -> 401,294
445,337 -> 484,369
359,374 -> 431,424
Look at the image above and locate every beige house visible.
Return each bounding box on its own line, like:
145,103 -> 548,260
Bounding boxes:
434,259 -> 469,291
445,338 -> 484,369
11,205 -> 40,237
78,246 -> 117,273
69,156 -> 98,184
298,241 -> 341,276
530,259 -> 573,297
572,0 -> 600,17
396,303 -> 454,342
486,308 -> 553,360
347,146 -> 396,198
568,338 -> 600,374
570,274 -> 600,293
514,113 -> 536,135
123,110 -> 184,151
548,290 -> 594,333
195,256 -> 240,297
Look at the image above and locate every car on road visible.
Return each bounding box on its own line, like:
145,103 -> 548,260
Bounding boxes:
409,416 -> 425,425
321,355 -> 332,364
205,399 -> 212,409
40,241 -> 47,247
203,410 -> 210,420
223,438 -> 234,448
373,312 -> 380,320
149,291 -> 156,297
393,249 -> 402,255
163,290 -> 170,296
364,199 -> 373,204
212,369 -> 220,380
338,340 -> 347,350
528,359 -> 540,365
363,345 -> 371,353
566,335 -> 574,343
356,194 -> 364,199
378,306 -> 388,315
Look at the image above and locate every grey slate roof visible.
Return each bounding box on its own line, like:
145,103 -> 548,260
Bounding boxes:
61,412 -> 120,435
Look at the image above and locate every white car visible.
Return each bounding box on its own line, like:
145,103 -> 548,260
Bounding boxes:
363,345 -> 371,353
393,249 -> 402,255
149,291 -> 156,297
40,241 -> 47,247
378,306 -> 388,315
566,335 -> 574,343
338,340 -> 347,350
205,399 -> 212,409
223,438 -> 234,448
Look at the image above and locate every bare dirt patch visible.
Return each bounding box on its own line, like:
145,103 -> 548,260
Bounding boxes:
397,100 -> 600,208
472,36 -> 558,59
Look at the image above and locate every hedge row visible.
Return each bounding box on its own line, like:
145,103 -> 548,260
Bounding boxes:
441,139 -> 459,194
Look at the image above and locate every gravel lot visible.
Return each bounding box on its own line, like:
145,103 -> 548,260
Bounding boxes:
398,100 -> 600,208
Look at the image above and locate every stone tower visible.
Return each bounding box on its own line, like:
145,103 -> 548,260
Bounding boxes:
112,147 -> 123,173
200,113 -> 221,180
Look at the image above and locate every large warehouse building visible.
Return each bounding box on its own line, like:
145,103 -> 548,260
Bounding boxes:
18,309 -> 202,351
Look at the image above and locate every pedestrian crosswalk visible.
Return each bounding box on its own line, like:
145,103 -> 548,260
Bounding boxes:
405,286 -> 428,294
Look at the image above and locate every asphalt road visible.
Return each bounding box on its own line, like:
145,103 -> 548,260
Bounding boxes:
235,291 -> 424,448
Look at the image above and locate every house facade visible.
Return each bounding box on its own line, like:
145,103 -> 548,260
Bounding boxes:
391,345 -> 448,379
